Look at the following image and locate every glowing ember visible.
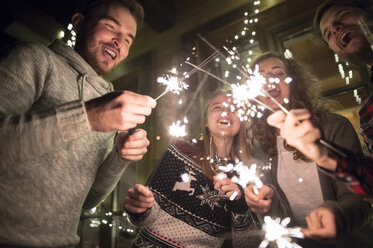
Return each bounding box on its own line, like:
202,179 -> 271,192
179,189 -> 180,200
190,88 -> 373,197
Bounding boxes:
181,173 -> 190,182
284,77 -> 292,84
229,67 -> 280,119
232,73 -> 266,99
218,161 -> 263,190
229,191 -> 238,201
169,119 -> 188,137
156,70 -> 189,100
259,216 -> 304,248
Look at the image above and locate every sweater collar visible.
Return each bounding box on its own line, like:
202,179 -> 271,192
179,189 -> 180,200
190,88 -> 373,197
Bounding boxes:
49,40 -> 113,93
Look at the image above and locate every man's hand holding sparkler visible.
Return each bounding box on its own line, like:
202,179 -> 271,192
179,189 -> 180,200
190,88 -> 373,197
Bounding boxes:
213,174 -> 242,200
244,185 -> 274,214
85,91 -> 157,132
124,184 -> 155,214
302,207 -> 337,240
115,129 -> 150,161
267,109 -> 338,171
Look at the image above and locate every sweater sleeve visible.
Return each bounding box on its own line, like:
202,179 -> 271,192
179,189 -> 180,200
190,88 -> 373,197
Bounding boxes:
127,201 -> 161,226
0,43 -> 91,164
83,146 -> 131,209
231,208 -> 262,248
319,150 -> 373,201
320,114 -> 373,235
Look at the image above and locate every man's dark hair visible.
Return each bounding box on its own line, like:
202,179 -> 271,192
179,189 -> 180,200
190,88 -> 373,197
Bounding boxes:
83,0 -> 144,26
313,0 -> 372,39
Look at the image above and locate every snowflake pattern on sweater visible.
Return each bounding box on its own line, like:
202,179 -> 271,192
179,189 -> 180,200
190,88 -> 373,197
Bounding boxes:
130,141 -> 260,248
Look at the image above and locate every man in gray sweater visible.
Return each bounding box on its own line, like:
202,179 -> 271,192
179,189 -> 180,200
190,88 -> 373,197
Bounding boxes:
0,0 -> 156,246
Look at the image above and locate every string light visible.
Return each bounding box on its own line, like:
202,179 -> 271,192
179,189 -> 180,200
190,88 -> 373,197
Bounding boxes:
63,22 -> 76,47
334,54 -> 361,104
83,207 -> 137,235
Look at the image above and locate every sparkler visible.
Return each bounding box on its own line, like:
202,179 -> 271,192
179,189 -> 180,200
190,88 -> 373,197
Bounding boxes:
155,51 -> 220,101
185,60 -> 275,117
168,117 -> 188,137
259,216 -> 304,248
155,69 -> 189,101
218,161 -> 263,195
196,34 -> 285,111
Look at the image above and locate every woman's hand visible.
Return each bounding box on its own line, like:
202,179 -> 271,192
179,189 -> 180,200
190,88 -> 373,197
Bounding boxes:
124,184 -> 155,214
302,207 -> 337,240
267,109 -> 336,171
244,184 -> 274,213
213,173 -> 242,200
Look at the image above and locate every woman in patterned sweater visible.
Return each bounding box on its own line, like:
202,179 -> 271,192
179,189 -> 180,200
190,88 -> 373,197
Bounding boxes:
124,90 -> 261,247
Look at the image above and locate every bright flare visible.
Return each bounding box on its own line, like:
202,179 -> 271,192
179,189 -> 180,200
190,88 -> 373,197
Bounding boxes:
218,161 -> 263,190
259,216 -> 304,248
169,119 -> 188,137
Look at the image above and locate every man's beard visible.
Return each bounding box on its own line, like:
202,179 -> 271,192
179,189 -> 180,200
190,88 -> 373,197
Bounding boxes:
76,36 -> 114,75
341,36 -> 373,66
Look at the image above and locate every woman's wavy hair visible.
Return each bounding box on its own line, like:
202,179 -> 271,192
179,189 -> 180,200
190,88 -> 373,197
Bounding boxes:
200,88 -> 251,180
248,52 -> 339,160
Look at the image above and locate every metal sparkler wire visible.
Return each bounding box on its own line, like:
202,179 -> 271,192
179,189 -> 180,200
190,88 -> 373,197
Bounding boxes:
185,50 -> 220,78
185,61 -> 230,86
197,34 -> 251,79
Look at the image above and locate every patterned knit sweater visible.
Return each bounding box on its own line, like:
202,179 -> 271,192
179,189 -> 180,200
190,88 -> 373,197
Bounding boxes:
0,40 -> 130,247
128,141 -> 261,248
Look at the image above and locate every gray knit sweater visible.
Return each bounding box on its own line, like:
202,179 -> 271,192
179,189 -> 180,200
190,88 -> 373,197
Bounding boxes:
0,40 -> 130,247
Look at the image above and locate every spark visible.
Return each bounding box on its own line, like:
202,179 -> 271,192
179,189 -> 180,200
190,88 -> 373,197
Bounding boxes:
231,70 -> 267,100
229,191 -> 238,201
230,68 -> 276,119
259,216 -> 304,248
181,173 -> 190,182
155,50 -> 220,101
185,60 -> 274,119
156,72 -> 189,100
218,161 -> 263,192
169,119 -> 188,137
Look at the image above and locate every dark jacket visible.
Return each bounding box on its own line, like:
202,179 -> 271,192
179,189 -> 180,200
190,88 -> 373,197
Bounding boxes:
252,113 -> 373,248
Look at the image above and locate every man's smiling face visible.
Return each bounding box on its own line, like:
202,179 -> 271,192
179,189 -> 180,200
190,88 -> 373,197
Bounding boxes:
320,4 -> 373,65
75,2 -> 137,75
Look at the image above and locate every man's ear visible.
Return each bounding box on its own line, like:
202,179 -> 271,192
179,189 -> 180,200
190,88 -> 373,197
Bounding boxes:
71,13 -> 84,32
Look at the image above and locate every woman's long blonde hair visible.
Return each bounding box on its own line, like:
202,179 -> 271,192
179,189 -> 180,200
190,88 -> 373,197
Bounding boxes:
200,89 -> 251,180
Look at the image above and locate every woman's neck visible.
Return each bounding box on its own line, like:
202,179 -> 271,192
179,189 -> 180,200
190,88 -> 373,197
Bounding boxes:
212,136 -> 233,158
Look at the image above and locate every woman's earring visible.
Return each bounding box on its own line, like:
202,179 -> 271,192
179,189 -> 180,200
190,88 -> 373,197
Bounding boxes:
209,135 -> 213,159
